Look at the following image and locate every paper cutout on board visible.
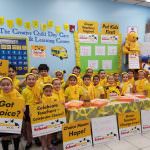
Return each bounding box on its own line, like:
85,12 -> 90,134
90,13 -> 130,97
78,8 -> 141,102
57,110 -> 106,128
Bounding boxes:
41,24 -> 47,31
102,60 -> 112,69
32,20 -> 39,29
64,23 -> 69,31
69,25 -> 75,32
101,35 -> 118,45
31,45 -> 46,58
47,20 -> 54,28
80,46 -> 91,56
128,52 -> 140,69
95,46 -> 106,56
24,22 -> 31,30
108,46 -> 117,56
128,26 -> 138,33
16,18 -> 23,27
88,60 -> 98,70
78,34 -> 98,43
7,20 -> 14,28
55,26 -> 61,33
0,16 -> 4,26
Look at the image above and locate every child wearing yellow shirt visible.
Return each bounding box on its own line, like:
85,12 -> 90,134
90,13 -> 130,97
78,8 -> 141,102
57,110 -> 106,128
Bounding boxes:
86,68 -> 94,78
65,74 -> 83,102
134,70 -> 148,94
0,77 -> 25,150
105,75 -> 121,99
52,78 -> 65,103
98,69 -> 107,87
120,72 -> 133,95
22,73 -> 41,149
72,66 -> 83,86
82,74 -> 95,101
37,64 -> 52,86
93,75 -> 105,99
145,75 -> 150,98
113,73 -> 120,86
128,70 -> 135,86
55,70 -> 65,85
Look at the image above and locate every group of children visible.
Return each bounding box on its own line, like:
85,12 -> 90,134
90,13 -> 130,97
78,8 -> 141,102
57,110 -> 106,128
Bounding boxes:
0,64 -> 150,150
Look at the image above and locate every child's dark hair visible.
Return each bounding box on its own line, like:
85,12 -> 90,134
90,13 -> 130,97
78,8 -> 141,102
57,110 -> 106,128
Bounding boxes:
43,85 -> 52,90
93,75 -> 100,80
38,64 -> 49,72
9,64 -> 17,72
128,69 -> 134,73
73,66 -> 81,72
68,75 -> 77,80
98,69 -> 105,74
83,74 -> 91,80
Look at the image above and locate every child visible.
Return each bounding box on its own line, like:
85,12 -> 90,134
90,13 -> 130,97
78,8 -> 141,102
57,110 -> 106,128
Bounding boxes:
52,78 -> 65,104
41,84 -> 58,150
30,67 -> 39,79
86,68 -> 93,78
134,70 -> 148,94
120,72 -> 133,95
22,73 -> 41,149
0,77 -> 25,150
8,65 -> 20,91
37,64 -> 52,86
128,70 -> 135,86
105,75 -> 121,99
93,75 -> 105,99
82,74 -> 95,101
145,75 -> 150,98
98,69 -> 107,87
72,66 -> 83,86
113,73 -> 120,86
55,70 -> 65,84
65,74 -> 83,102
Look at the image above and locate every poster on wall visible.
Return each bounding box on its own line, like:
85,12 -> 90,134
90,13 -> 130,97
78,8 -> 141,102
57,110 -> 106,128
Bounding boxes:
30,101 -> 66,137
128,52 -> 140,69
62,120 -> 92,150
31,45 -> 46,58
91,115 -> 119,145
118,111 -> 141,139
141,110 -> 150,133
0,59 -> 9,76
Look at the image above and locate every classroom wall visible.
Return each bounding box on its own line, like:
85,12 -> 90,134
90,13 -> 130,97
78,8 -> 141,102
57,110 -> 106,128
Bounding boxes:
0,0 -> 150,77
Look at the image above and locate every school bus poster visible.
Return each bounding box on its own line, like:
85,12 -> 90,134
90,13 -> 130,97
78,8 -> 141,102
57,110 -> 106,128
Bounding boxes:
30,101 -> 66,137
0,99 -> 25,134
62,120 -> 92,150
118,111 -> 141,139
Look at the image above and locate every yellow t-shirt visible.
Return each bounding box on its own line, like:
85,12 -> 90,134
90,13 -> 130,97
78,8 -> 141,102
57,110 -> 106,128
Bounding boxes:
99,78 -> 107,87
11,77 -> 20,91
120,81 -> 133,95
94,84 -> 105,98
128,77 -> 135,86
145,82 -> 150,98
116,81 -> 121,87
37,76 -> 52,85
135,79 -> 148,94
82,84 -> 95,101
77,76 -> 83,86
65,85 -> 83,101
53,89 -> 65,103
22,85 -> 41,105
42,94 -> 59,104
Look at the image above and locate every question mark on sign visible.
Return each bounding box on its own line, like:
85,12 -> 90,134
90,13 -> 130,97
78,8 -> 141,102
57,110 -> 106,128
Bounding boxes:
16,111 -> 21,117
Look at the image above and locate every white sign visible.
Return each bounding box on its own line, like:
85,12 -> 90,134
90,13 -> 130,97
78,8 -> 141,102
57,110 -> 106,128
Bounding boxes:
108,46 -> 117,56
78,33 -> 98,43
88,60 -> 98,70
80,46 -> 91,56
128,26 -> 138,33
101,35 -> 118,45
91,115 -> 119,145
95,46 -> 106,56
128,52 -> 140,69
141,110 -> 150,133
102,60 -> 112,70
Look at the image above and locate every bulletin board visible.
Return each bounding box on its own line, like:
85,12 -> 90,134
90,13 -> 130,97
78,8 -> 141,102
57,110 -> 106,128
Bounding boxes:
75,21 -> 122,74
0,36 -> 28,75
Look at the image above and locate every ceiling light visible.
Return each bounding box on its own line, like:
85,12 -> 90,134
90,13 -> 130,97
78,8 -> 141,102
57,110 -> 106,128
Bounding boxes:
146,0 -> 150,2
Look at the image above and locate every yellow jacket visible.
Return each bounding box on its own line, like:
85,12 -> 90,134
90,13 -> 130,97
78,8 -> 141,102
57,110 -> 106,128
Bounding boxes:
135,79 -> 148,94
42,94 -> 59,104
94,84 -> 105,98
53,89 -> 65,103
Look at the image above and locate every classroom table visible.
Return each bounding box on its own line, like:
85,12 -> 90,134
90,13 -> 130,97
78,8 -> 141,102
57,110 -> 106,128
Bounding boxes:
66,98 -> 150,123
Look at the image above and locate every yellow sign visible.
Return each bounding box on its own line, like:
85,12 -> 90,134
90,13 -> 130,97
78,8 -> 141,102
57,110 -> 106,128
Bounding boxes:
62,120 -> 91,142
64,23 -> 69,31
0,16 -> 4,26
32,20 -> 39,29
101,23 -> 119,35
47,20 -> 54,28
24,22 -> 31,30
78,20 -> 98,34
7,20 -> 14,28
41,24 -> 47,32
31,45 -> 46,57
16,18 -> 23,26
0,60 -> 9,76
118,111 -> 140,128
55,26 -> 61,33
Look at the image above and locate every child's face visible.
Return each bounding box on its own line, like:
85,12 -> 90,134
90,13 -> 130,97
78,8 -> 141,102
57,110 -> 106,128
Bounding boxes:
56,72 -> 63,80
83,77 -> 91,86
1,79 -> 13,93
99,71 -> 106,79
128,71 -> 134,79
72,68 -> 80,76
39,70 -> 48,77
8,68 -> 16,79
31,69 -> 39,75
53,79 -> 61,91
93,77 -> 100,86
43,87 -> 52,96
86,69 -> 93,77
122,74 -> 128,82
107,76 -> 115,85
26,75 -> 36,87
138,72 -> 145,80
114,73 -> 119,81
69,77 -> 77,86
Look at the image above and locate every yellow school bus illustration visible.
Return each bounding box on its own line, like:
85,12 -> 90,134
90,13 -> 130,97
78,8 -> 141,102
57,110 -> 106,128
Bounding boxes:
51,46 -> 68,60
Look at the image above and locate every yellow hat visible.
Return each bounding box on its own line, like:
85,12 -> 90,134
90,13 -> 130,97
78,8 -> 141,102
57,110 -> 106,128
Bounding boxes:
148,74 -> 150,78
52,78 -> 60,83
25,73 -> 36,79
29,67 -> 38,73
55,70 -> 64,75
68,74 -> 77,79
43,83 -> 53,89
138,70 -> 145,73
0,77 -> 13,83
122,72 -> 128,75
